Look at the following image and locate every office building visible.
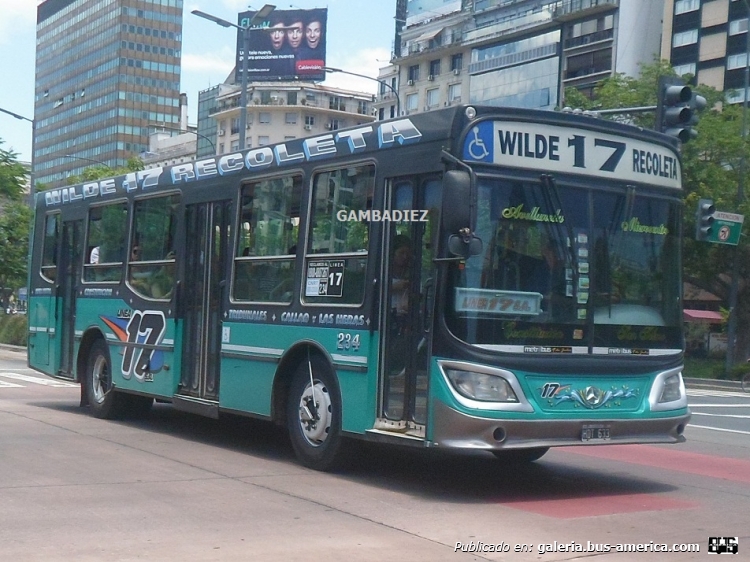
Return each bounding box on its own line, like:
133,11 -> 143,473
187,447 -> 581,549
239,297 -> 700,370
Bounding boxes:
34,0 -> 183,187
198,80 -> 376,155
662,0 -> 749,103
376,0 -> 665,117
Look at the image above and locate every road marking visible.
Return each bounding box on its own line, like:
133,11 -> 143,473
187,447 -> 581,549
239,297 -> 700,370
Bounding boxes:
561,444 -> 750,484
688,389 -> 750,398
0,380 -> 24,388
0,372 -> 77,387
689,404 -> 750,407
688,424 -> 750,436
691,412 -> 750,419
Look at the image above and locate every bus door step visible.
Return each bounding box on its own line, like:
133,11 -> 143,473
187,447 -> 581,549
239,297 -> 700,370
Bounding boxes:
172,395 -> 219,419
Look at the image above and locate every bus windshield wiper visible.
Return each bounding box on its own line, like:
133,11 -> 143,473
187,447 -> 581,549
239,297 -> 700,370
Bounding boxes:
539,174 -> 577,272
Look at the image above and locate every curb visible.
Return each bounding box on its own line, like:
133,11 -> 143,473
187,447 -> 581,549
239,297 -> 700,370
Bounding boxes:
684,377 -> 742,392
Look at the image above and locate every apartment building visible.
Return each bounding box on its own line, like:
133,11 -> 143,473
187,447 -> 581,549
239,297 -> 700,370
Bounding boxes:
376,0 -> 665,117
662,0 -> 750,103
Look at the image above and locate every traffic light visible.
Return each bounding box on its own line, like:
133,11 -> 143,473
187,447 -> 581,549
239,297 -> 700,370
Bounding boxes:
695,198 -> 715,241
656,76 -> 706,143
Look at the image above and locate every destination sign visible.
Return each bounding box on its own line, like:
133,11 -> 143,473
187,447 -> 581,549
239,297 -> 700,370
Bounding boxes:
454,288 -> 542,316
462,120 -> 681,190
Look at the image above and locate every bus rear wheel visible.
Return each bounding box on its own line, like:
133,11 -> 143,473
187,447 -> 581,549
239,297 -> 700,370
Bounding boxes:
85,339 -> 128,419
287,356 -> 344,471
491,447 -> 549,463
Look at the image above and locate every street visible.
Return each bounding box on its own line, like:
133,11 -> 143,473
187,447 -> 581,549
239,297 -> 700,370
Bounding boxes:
0,347 -> 748,561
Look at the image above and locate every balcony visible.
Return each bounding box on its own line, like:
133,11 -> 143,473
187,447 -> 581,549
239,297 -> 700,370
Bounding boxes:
553,0 -> 618,21
563,28 -> 614,50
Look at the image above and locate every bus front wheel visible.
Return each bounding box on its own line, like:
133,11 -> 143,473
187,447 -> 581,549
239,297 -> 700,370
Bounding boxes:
85,339 -> 128,419
492,447 -> 549,463
287,356 -> 344,471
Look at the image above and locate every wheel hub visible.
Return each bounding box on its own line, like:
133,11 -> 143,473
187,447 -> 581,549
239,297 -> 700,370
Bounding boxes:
298,381 -> 332,446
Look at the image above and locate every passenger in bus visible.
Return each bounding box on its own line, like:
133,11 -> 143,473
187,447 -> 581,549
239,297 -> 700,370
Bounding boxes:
391,234 -> 412,328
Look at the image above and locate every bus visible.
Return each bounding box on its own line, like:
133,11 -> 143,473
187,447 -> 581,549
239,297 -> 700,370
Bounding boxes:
27,105 -> 690,470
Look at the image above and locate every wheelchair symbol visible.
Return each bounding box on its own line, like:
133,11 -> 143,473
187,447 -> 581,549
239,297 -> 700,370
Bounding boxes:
467,126 -> 490,160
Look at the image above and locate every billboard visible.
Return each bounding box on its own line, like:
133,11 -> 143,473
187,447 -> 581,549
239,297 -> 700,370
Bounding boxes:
236,8 -> 328,82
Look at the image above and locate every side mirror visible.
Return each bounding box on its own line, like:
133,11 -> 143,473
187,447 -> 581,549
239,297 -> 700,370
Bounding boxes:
441,170 -> 472,235
448,231 -> 483,258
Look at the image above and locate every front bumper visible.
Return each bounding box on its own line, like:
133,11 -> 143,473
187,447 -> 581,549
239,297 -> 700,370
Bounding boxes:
430,399 -> 690,450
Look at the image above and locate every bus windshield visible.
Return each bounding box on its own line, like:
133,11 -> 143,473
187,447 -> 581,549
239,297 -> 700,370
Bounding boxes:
446,176 -> 683,353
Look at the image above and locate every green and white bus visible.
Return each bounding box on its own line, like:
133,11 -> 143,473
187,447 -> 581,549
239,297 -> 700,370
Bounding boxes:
27,105 -> 690,470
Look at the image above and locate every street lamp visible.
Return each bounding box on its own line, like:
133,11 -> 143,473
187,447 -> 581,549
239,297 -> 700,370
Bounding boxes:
63,155 -> 112,169
150,125 -> 216,154
0,106 -> 35,204
192,5 -> 277,150
323,66 -> 401,117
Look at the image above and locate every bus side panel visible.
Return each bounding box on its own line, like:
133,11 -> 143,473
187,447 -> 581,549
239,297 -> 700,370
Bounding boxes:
218,324 -> 376,433
27,294 -> 53,373
75,297 -> 178,399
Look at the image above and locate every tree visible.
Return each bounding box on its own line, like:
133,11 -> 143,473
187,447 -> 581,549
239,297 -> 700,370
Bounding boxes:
0,140 -> 31,311
563,61 -> 750,366
64,155 -> 144,185
0,140 -> 28,200
0,201 -> 32,312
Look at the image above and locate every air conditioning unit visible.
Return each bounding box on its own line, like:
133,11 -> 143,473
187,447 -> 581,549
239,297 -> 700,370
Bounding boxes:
304,124 -> 312,130
453,68 -> 461,76
428,75 -> 434,81
218,129 -> 225,136
407,79 -> 414,86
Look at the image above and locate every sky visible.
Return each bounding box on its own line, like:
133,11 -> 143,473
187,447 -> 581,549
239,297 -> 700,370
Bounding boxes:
0,0 -> 395,164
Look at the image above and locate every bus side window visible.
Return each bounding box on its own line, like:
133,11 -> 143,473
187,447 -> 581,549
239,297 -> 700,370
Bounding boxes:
304,164 -> 374,305
83,202 -> 127,283
40,213 -> 59,283
233,175 -> 301,303
128,195 -> 178,300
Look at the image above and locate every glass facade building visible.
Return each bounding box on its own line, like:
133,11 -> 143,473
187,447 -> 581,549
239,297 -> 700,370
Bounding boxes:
35,0 -> 183,187
378,0 -> 664,119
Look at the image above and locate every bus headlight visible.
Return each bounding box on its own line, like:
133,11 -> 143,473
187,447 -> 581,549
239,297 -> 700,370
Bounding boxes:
659,373 -> 683,403
648,368 -> 688,411
445,369 -> 518,402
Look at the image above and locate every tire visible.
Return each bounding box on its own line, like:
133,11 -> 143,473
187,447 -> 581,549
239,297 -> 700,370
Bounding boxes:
492,447 -> 549,463
85,339 -> 128,419
286,355 -> 345,471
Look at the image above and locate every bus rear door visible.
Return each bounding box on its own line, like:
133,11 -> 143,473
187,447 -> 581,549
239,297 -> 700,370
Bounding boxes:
56,219 -> 83,380
174,201 -> 230,417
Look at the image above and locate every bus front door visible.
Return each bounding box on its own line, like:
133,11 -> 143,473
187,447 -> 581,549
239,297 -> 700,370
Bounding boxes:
57,220 -> 82,380
176,201 -> 230,413
380,178 -> 440,431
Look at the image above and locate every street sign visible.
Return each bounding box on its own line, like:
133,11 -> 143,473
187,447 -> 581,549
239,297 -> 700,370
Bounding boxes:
707,211 -> 744,245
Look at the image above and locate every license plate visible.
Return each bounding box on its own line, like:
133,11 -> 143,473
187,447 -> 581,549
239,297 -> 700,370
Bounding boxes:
581,425 -> 611,441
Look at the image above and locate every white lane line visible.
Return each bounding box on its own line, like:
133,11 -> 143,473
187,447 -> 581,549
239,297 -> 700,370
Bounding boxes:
691,412 -> 750,419
0,372 -> 77,387
0,380 -> 24,388
688,424 -> 750,436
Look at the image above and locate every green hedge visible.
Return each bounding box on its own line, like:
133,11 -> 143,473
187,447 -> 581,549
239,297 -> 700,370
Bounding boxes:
0,314 -> 27,346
